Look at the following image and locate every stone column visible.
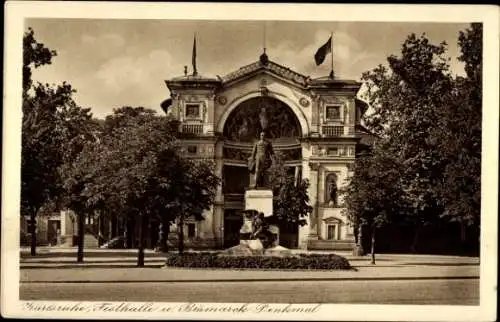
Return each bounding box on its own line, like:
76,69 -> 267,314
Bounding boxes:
212,140 -> 225,247
204,94 -> 215,135
308,162 -> 320,240
344,163 -> 356,242
60,210 -> 66,236
316,166 -> 323,239
310,94 -> 320,137
298,145 -> 310,248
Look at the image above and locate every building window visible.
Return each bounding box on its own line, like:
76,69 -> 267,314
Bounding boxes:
185,103 -> 201,119
187,223 -> 196,238
327,224 -> 338,240
187,145 -> 197,155
325,105 -> 342,121
325,173 -> 338,206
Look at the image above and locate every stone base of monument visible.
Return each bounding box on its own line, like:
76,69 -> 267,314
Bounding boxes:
219,188 -> 294,258
220,239 -> 295,257
221,240 -> 265,256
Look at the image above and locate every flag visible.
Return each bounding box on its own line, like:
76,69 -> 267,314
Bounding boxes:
314,36 -> 332,66
192,34 -> 197,75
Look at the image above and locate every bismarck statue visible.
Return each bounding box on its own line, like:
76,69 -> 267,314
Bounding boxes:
248,131 -> 274,188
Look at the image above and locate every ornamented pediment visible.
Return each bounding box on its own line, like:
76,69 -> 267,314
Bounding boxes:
221,60 -> 309,88
323,216 -> 343,224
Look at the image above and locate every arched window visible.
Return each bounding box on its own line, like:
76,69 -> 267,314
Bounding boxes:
223,97 -> 301,142
325,173 -> 338,207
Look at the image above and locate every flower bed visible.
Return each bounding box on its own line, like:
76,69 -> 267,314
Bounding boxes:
166,252 -> 352,270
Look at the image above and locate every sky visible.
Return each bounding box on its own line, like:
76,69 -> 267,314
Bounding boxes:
26,19 -> 470,118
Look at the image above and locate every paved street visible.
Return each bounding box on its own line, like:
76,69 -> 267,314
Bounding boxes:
18,248 -> 480,305
20,279 -> 478,305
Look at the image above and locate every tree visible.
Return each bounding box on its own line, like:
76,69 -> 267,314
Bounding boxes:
22,28 -> 57,255
23,28 -> 56,92
347,24 -> 482,256
22,28 -> 93,256
60,140 -> 102,262
76,107 -> 220,264
344,145 -> 407,264
168,158 -> 220,254
437,24 -> 482,242
90,108 -> 179,265
268,153 -> 313,228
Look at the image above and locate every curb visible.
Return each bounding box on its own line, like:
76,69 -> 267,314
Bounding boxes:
20,264 -> 166,269
20,276 -> 479,284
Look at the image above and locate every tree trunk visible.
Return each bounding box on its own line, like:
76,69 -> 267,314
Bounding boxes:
77,212 -> 85,263
410,223 -> 421,253
122,217 -> 127,248
178,214 -> 184,254
146,214 -> 152,249
97,214 -> 102,247
30,210 -> 37,256
370,225 -> 376,265
108,214 -> 113,241
125,216 -> 133,248
159,216 -> 169,253
460,221 -> 466,243
137,214 -> 145,267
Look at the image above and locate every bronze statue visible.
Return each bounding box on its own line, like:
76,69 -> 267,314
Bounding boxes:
248,132 -> 274,188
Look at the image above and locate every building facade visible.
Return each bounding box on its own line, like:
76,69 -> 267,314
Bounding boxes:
162,53 -> 370,251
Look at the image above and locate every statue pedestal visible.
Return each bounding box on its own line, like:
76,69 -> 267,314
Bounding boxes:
239,189 -> 273,239
244,189 -> 279,246
221,189 -> 293,257
244,189 -> 273,216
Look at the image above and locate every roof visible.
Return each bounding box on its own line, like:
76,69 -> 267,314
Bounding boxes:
169,74 -> 219,82
166,53 -> 362,93
166,73 -> 221,91
221,56 -> 309,88
308,76 -> 362,92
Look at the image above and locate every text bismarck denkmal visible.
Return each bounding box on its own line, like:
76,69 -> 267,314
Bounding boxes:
177,303 -> 322,314
23,302 -> 322,315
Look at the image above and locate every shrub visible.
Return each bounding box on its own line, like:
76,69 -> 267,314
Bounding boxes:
165,252 -> 352,270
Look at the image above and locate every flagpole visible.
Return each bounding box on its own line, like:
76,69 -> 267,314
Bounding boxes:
263,22 -> 267,54
193,32 -> 197,76
330,32 -> 334,78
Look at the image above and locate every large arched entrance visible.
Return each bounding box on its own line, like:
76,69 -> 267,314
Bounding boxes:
221,96 -> 303,248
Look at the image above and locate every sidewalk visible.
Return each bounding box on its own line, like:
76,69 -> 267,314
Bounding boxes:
20,264 -> 479,283
20,248 -> 479,283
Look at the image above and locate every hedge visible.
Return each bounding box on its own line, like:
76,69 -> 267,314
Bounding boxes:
165,252 -> 352,270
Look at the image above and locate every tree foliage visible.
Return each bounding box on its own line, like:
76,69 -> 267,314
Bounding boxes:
345,24 -> 482,256
62,107 -> 221,262
268,153 -> 313,226
22,28 -> 94,256
23,27 -> 56,92
437,23 -> 482,227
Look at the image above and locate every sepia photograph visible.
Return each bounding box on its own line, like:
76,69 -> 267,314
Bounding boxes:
2,2 -> 498,321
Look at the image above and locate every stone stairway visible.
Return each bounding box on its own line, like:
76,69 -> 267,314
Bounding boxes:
84,233 -> 99,248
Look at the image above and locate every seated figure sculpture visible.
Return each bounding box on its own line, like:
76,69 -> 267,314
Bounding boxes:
250,212 -> 277,249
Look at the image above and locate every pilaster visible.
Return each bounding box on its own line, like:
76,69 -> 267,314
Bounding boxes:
307,162 -> 320,240
212,140 -> 225,247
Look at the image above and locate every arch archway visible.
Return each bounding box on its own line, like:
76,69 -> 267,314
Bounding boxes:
220,93 -> 305,249
217,91 -> 309,138
223,96 -> 302,142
